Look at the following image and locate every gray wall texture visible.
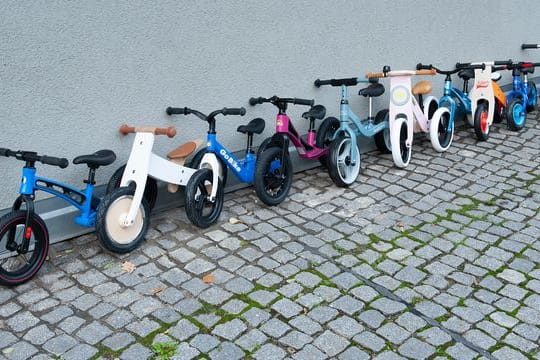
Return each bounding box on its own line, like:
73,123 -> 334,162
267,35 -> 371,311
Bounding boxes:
1,0 -> 539,209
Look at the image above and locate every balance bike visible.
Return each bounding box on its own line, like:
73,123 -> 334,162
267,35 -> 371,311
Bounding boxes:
366,66 -> 451,168
96,125 -> 204,252
504,61 -> 540,130
313,77 -> 390,186
0,147 -> 115,285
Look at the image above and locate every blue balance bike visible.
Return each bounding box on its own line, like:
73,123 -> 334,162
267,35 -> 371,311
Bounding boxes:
166,105 -> 292,225
0,148 -> 115,286
504,61 -> 539,130
313,77 -> 390,187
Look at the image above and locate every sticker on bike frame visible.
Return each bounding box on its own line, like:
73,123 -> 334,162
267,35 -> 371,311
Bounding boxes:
391,85 -> 410,106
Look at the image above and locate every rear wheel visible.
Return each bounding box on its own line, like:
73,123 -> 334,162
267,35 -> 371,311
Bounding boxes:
526,81 -> 538,112
493,100 -> 506,124
96,187 -> 150,253
506,99 -> 526,131
328,135 -> 360,187
254,147 -> 293,205
316,117 -> 340,167
373,109 -> 391,153
0,211 -> 49,286
474,102 -> 490,141
106,164 -> 158,210
185,168 -> 224,227
429,107 -> 453,152
391,116 -> 412,168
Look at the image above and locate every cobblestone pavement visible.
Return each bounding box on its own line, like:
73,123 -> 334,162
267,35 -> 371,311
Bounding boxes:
1,111 -> 539,360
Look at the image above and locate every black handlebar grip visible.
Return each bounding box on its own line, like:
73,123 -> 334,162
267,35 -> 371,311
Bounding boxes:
222,107 -> 246,116
416,63 -> 432,70
293,98 -> 314,106
249,97 -> 265,106
455,62 -> 470,68
494,60 -> 512,66
522,44 -> 539,49
314,79 -> 332,87
41,156 -> 69,169
166,107 -> 189,115
0,148 -> 9,157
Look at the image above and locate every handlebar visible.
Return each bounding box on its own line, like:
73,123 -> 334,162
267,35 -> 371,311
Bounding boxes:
365,67 -> 436,78
522,44 -> 540,49
314,77 -> 359,87
0,147 -> 69,168
249,96 -> 314,107
119,124 -> 177,138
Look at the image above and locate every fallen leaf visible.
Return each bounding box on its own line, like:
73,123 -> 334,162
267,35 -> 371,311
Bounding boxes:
103,261 -> 114,270
396,222 -> 405,231
203,274 -> 215,284
121,261 -> 136,273
229,217 -> 243,225
151,287 -> 166,295
2,348 -> 13,354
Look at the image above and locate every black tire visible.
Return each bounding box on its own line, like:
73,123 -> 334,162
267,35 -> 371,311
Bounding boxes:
96,187 -> 151,253
493,101 -> 505,124
254,147 -> 293,206
506,98 -> 526,131
0,211 -> 49,286
373,109 -> 391,153
526,81 -> 538,112
328,135 -> 361,187
189,149 -> 228,188
185,168 -> 224,228
473,102 -> 490,141
106,164 -> 158,210
315,117 -> 340,167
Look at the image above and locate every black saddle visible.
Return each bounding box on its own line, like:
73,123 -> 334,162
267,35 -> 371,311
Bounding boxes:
358,83 -> 385,97
73,149 -> 116,168
302,105 -> 326,120
237,118 -> 265,135
458,69 -> 474,81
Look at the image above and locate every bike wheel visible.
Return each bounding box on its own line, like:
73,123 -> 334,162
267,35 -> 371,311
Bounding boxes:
328,135 -> 360,187
189,149 -> 228,187
506,99 -> 526,131
315,117 -> 340,167
256,137 -> 273,159
105,164 -> 158,210
254,147 -> 293,205
373,109 -> 391,154
526,81 -> 538,112
96,187 -> 150,253
429,107 -> 453,152
391,116 -> 412,168
185,168 -> 224,228
474,102 -> 490,141
493,101 -> 506,124
0,211 -> 49,286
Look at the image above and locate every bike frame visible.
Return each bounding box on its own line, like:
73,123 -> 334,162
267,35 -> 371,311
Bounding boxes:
203,132 -> 256,183
337,83 -> 389,165
275,113 -> 325,159
507,70 -> 530,106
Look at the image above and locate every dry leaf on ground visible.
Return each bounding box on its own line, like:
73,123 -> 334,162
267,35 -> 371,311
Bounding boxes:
202,274 -> 215,284
121,261 -> 136,273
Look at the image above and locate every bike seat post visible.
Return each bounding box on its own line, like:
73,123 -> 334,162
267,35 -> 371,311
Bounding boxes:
463,79 -> 469,94
368,96 -> 374,121
84,167 -> 97,185
246,133 -> 254,154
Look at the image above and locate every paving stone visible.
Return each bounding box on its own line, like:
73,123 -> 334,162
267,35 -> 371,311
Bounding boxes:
398,338 -> 435,359
43,334 -> 79,355
289,315 -> 323,335
338,346 -> 370,360
169,319 -> 199,341
102,332 -> 135,351
211,318 -> 246,340
353,331 -> 386,352
242,307 -> 271,327
7,311 -> 39,332
62,343 -> 98,360
418,327 -> 452,346
312,330 -> 349,357
253,343 -> 287,360
260,318 -> 292,338
327,316 -> 364,338
376,323 -> 410,344
235,329 -> 267,352
22,324 -> 55,345
2,341 -> 38,360
76,321 -> 112,345
120,343 -> 153,360
190,334 -> 220,353
208,341 -> 245,360
291,344 -> 326,360
271,298 -> 303,318
370,297 -> 406,315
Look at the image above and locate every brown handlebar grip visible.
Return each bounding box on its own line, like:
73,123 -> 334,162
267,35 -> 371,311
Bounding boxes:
366,72 -> 386,79
415,69 -> 436,76
119,124 -> 136,136
155,126 -> 177,138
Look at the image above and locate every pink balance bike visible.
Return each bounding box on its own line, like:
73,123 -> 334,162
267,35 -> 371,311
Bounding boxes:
249,96 -> 339,201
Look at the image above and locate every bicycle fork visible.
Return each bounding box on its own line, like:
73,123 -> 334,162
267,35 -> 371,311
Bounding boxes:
7,195 -> 35,253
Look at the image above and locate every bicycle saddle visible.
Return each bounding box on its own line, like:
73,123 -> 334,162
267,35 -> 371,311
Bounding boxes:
302,105 -> 326,120
167,141 -> 200,160
412,81 -> 433,95
237,118 -> 265,135
358,83 -> 385,97
73,149 -> 116,168
458,69 -> 474,81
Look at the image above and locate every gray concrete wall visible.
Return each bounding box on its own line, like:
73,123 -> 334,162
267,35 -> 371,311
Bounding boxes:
1,0 -> 539,210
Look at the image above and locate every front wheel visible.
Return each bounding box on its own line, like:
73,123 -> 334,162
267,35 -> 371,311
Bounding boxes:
106,164 -> 158,210
373,109 -> 391,153
391,116 -> 412,168
189,149 -> 228,187
506,99 -> 526,131
526,81 -> 538,112
328,135 -> 360,187
185,168 -> 224,228
254,147 -> 293,206
429,107 -> 453,152
96,187 -> 151,253
0,211 -> 49,286
474,102 -> 490,141
316,117 -> 340,168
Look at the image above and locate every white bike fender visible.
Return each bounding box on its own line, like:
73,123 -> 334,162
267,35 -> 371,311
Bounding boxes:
200,153 -> 221,201
423,95 -> 438,117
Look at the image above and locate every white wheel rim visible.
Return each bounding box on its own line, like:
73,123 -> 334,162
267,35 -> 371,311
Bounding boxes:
336,138 -> 360,184
105,195 -> 145,245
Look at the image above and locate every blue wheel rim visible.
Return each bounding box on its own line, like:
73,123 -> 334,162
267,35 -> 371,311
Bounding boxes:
513,102 -> 525,126
530,85 -> 537,107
